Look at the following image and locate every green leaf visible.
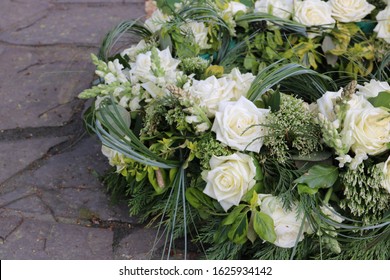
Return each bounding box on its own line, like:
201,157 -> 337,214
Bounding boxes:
214,224 -> 229,244
185,187 -> 215,211
291,151 -> 332,162
227,212 -> 249,244
247,213 -> 257,244
368,91 -> 390,109
253,211 -> 276,243
222,204 -> 247,226
297,183 -> 319,195
293,164 -> 339,190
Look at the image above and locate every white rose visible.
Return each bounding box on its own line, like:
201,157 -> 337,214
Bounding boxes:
254,0 -> 294,19
341,105 -> 390,156
224,1 -> 248,16
182,21 -> 211,50
121,40 -> 148,62
378,156 -> 390,193
357,79 -> 390,99
329,0 -> 375,23
144,9 -> 171,33
293,0 -> 335,37
223,68 -> 256,99
212,96 -> 270,152
374,5 -> 390,43
202,153 -> 257,211
189,76 -> 236,117
316,89 -> 342,123
258,194 -> 311,248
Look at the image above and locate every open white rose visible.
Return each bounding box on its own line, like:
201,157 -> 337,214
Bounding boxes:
258,194 -> 312,248
356,79 -> 390,99
189,76 -> 236,117
202,153 -> 256,211
224,1 -> 248,16
378,156 -> 390,193
293,0 -> 335,37
223,68 -> 256,99
182,21 -> 211,50
341,104 -> 390,156
374,5 -> 390,43
254,0 -> 294,19
329,0 -> 375,23
145,9 -> 171,33
212,96 -> 270,152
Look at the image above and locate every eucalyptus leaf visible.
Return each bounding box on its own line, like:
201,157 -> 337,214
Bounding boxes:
293,164 -> 338,190
253,211 -> 276,243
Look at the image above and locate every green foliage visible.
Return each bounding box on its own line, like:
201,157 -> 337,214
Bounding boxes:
368,90 -> 390,109
253,211 -> 276,243
294,165 -> 339,194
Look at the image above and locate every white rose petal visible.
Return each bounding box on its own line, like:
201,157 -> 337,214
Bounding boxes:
212,96 -> 270,152
182,21 -> 211,50
329,0 -> 375,23
254,0 -> 294,19
293,0 -> 335,37
356,79 -> 390,99
202,153 -> 257,211
258,195 -> 311,248
374,5 -> 390,43
145,9 -> 171,33
378,156 -> 390,193
224,2 -> 248,16
316,89 -> 342,122
121,40 -> 148,62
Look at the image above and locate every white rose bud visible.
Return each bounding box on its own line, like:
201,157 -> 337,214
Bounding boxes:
258,194 -> 312,248
329,0 -> 375,23
374,5 -> 390,43
202,153 -> 257,211
212,96 -> 270,152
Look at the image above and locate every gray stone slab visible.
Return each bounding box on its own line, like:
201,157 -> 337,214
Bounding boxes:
0,136 -> 68,184
114,226 -> 163,259
0,215 -> 23,242
45,222 -> 113,259
2,136 -> 137,223
0,4 -> 146,46
0,0 -> 51,32
0,45 -> 95,129
52,0 -> 143,3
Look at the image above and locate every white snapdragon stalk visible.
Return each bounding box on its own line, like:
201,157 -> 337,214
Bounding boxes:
356,79 -> 390,99
202,153 -> 257,211
316,89 -> 343,124
374,4 -> 390,43
144,9 -> 171,33
96,59 -> 128,85
329,0 -> 375,23
212,96 -> 270,152
223,68 -> 256,99
182,21 -> 211,50
293,0 -> 335,38
254,0 -> 294,19
258,194 -> 312,248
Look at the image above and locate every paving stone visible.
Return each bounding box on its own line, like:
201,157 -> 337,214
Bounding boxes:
114,226 -> 163,259
0,45 -> 95,130
0,3 -> 146,46
0,0 -> 51,32
52,0 -> 143,3
0,136 -> 68,184
0,215 -> 23,242
45,222 -> 113,259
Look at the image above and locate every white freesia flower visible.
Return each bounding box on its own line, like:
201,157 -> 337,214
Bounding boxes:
182,21 -> 211,50
329,0 -> 375,23
224,1 -> 248,16
341,103 -> 390,156
223,68 -> 256,99
378,156 -> 390,193
101,145 -> 127,173
357,79 -> 390,99
212,96 -> 270,152
258,194 -> 312,248
293,0 -> 335,37
254,0 -> 294,19
121,40 -> 148,62
316,89 -> 342,123
374,5 -> 390,43
144,9 -> 171,33
189,75 -> 236,117
202,153 -> 256,211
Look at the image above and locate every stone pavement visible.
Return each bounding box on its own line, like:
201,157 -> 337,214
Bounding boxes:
0,0 -> 161,260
